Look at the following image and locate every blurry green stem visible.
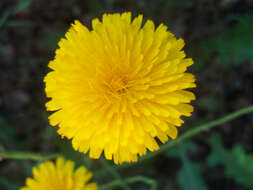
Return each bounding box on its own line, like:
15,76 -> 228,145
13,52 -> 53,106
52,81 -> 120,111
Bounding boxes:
101,159 -> 132,190
100,176 -> 157,190
0,151 -> 61,161
139,105 -> 253,162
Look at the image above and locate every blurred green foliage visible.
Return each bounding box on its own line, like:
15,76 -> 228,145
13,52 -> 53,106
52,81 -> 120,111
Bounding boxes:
15,0 -> 31,13
178,161 -> 207,190
208,135 -> 253,188
0,0 -> 31,28
167,142 -> 208,190
190,14 -> 253,70
167,132 -> 253,190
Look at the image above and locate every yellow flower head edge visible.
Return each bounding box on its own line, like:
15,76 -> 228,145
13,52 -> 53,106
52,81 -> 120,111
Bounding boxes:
44,12 -> 196,164
21,158 -> 97,190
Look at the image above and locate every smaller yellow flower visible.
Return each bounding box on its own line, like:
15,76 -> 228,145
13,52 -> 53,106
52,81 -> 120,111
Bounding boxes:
21,158 -> 97,190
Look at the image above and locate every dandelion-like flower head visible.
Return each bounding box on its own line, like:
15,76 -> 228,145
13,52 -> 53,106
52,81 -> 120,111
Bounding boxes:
21,158 -> 97,190
44,12 -> 196,164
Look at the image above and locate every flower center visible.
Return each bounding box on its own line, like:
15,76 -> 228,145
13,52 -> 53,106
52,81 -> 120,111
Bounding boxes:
102,74 -> 129,98
110,76 -> 128,94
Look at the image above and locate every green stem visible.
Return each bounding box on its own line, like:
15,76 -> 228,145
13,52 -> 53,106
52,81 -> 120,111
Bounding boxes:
100,176 -> 157,190
115,105 -> 253,168
101,159 -> 132,190
141,105 -> 253,162
0,151 -> 61,161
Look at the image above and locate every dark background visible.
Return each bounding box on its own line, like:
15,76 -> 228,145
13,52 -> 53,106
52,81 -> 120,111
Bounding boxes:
0,0 -> 253,189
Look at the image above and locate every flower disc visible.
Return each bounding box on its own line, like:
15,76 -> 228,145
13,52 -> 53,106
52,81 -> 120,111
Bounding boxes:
44,12 -> 196,164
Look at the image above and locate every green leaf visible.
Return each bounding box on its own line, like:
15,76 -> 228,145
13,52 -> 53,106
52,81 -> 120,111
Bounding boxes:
170,143 -> 208,190
0,10 -> 11,28
177,154 -> 207,190
207,135 -> 253,188
0,0 -> 31,28
15,0 -> 31,13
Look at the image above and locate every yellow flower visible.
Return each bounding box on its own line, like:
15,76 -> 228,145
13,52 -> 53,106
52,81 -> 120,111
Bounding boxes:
21,158 -> 97,190
44,12 -> 196,164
